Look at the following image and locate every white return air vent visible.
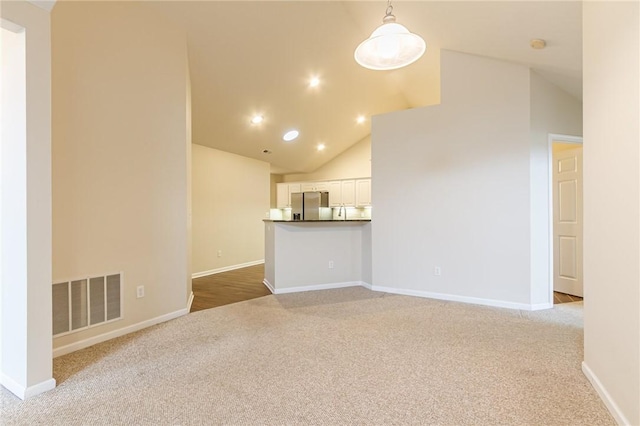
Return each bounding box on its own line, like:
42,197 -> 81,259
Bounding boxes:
52,273 -> 123,337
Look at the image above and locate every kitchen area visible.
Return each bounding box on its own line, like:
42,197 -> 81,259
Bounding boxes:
270,177 -> 372,221
263,177 -> 372,294
191,136 -> 373,303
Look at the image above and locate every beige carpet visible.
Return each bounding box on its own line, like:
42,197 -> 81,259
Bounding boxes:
1,287 -> 614,425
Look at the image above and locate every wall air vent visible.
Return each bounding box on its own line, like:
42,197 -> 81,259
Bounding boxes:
52,273 -> 123,337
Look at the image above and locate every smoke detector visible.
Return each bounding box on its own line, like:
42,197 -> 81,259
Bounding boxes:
530,39 -> 547,50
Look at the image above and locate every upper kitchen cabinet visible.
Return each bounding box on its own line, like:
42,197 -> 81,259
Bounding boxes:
277,179 -> 369,208
328,181 -> 342,207
355,179 -> 371,207
301,182 -> 329,192
276,182 -> 301,208
328,180 -> 356,207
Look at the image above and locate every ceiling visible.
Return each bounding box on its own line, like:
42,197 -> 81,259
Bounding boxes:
148,1 -> 582,174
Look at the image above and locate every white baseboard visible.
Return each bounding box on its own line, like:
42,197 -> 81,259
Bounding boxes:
530,302 -> 553,311
263,278 -> 275,294
0,374 -> 56,400
370,285 -> 539,311
192,260 -> 264,279
582,361 -> 629,425
187,291 -> 194,312
266,280 -> 540,311
272,281 -> 363,295
53,307 -> 189,358
25,378 -> 56,399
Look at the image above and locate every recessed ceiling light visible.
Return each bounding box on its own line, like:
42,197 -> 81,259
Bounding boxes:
356,115 -> 366,124
251,115 -> 264,125
317,143 -> 326,151
309,76 -> 320,88
283,130 -> 299,142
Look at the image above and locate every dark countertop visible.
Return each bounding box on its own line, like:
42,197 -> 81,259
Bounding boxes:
264,219 -> 371,223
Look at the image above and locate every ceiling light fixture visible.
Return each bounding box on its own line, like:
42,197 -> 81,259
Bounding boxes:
309,76 -> 320,88
317,143 -> 326,151
354,0 -> 426,71
251,115 -> 264,125
283,130 -> 299,142
356,115 -> 366,124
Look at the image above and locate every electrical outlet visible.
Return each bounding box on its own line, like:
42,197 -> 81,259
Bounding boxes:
217,250 -> 222,258
328,261 -> 334,269
434,266 -> 442,276
136,285 -> 145,298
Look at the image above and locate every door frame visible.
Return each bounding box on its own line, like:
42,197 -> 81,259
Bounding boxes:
547,133 -> 583,304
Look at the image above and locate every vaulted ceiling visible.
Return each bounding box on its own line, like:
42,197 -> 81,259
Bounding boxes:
149,1 -> 582,174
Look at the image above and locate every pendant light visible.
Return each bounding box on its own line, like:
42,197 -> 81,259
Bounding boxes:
354,1 -> 426,71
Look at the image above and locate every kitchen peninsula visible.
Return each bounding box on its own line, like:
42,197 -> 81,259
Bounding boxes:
263,219 -> 372,294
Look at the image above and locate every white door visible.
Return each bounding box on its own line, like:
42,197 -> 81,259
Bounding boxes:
553,146 -> 583,297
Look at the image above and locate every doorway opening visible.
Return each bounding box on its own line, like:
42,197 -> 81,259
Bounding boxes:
190,264 -> 269,312
548,134 -> 583,305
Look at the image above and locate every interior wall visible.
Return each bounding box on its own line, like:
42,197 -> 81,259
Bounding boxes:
528,71 -> 583,306
185,52 -> 193,299
0,0 -> 54,398
283,135 -> 371,182
0,22 -> 27,395
270,174 -> 284,208
372,50 -> 533,308
269,223 -> 365,290
51,1 -> 191,349
583,2 -> 640,424
192,144 -> 270,276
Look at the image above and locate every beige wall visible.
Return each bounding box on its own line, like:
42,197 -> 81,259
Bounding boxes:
373,50 -> 534,308
51,1 -> 191,350
583,2 -> 640,424
0,0 -> 54,398
283,135 -> 371,182
372,52 -> 582,310
192,144 -> 270,275
270,174 -> 284,208
529,71 -> 583,306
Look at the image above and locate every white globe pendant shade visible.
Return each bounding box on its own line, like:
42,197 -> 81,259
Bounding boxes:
354,6 -> 426,71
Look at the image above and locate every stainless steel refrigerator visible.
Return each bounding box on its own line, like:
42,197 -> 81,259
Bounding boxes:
291,191 -> 331,220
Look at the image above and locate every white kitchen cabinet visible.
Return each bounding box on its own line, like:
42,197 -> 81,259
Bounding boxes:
341,180 -> 356,207
329,180 -> 356,207
328,181 -> 343,206
301,182 -> 329,192
355,179 -> 371,207
315,182 -> 329,192
276,183 -> 301,208
278,179 -> 368,208
289,183 -> 301,195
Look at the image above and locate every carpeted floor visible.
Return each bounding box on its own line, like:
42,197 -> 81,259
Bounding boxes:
1,287 -> 614,425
